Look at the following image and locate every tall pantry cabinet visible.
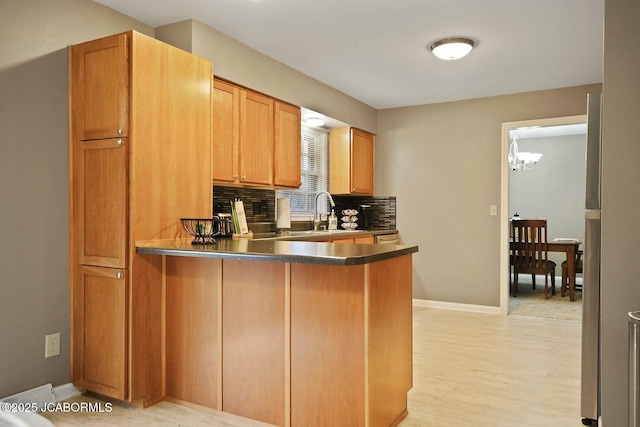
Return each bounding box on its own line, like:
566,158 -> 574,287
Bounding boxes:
69,31 -> 212,406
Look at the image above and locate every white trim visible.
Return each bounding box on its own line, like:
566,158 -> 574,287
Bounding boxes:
52,383 -> 83,402
500,115 -> 587,316
413,298 -> 501,315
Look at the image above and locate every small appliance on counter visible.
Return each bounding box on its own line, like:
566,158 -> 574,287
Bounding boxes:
359,204 -> 371,230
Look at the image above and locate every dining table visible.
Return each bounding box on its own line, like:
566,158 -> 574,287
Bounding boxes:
510,238 -> 582,301
548,239 -> 582,301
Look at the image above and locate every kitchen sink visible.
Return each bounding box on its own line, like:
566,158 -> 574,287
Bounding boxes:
283,229 -> 365,236
251,229 -> 366,241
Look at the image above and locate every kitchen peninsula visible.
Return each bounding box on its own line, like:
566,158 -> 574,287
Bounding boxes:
136,238 -> 417,427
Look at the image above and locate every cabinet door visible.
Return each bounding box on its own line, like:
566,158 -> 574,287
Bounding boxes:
212,79 -> 239,183
73,265 -> 127,400
239,90 -> 274,186
332,238 -> 355,244
75,138 -> 128,268
353,236 -> 375,244
274,102 -> 301,188
350,128 -> 374,195
70,33 -> 128,140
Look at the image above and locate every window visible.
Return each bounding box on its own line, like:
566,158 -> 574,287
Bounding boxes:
277,124 -> 330,220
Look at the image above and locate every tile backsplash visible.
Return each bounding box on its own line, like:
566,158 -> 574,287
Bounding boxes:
333,195 -> 397,230
213,186 -> 275,223
213,186 -> 397,229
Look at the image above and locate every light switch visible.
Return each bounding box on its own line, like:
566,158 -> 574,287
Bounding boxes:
489,205 -> 498,216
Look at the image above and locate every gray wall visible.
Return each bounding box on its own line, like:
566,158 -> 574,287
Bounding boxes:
601,0 -> 640,425
0,0 -> 153,398
375,85 -> 599,305
156,19 -> 378,134
509,134 -> 587,271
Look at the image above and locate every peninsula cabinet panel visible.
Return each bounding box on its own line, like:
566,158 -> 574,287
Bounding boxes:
166,257 -> 221,409
290,257 -> 412,427
368,255 -> 413,426
222,260 -> 287,427
128,254 -> 164,407
72,265 -> 127,401
291,264 -> 366,427
274,101 -> 301,188
70,32 -> 128,141
74,138 -> 128,269
239,90 -> 274,186
212,79 -> 239,183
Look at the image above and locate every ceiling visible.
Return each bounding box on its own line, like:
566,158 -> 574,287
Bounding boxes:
93,0 -> 604,110
511,123 -> 587,140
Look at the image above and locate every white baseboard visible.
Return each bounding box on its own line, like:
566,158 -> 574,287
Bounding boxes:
413,298 -> 501,315
52,383 -> 83,402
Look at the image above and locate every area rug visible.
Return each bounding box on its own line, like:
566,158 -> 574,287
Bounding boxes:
509,279 -> 582,322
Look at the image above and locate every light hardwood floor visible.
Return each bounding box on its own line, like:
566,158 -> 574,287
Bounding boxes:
42,306 -> 583,427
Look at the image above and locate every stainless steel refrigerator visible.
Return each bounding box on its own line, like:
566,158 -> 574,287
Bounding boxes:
581,91 -> 602,426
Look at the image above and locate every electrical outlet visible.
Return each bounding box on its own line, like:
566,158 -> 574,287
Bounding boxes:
489,205 -> 498,216
45,332 -> 60,358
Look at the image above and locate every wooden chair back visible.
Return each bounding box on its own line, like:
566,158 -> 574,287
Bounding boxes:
511,219 -> 550,274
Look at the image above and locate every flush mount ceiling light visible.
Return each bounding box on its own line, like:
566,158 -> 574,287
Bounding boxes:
430,37 -> 475,60
305,117 -> 325,127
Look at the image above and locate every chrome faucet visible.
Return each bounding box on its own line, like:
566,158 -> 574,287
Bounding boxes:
313,191 -> 336,230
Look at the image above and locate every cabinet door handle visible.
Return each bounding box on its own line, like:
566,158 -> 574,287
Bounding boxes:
115,272 -> 124,279
242,176 -> 247,181
117,128 -> 124,135
116,139 -> 124,146
233,175 -> 239,180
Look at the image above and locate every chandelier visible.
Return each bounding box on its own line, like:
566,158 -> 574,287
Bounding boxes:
508,136 -> 543,171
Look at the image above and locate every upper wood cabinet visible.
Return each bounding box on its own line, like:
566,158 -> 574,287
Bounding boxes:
69,30 -> 212,405
240,90 -> 274,186
212,80 -> 239,183
212,78 -> 301,189
274,101 -> 301,188
329,127 -> 375,195
71,33 -> 129,140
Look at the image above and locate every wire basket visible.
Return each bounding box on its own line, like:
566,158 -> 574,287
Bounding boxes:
180,218 -> 219,244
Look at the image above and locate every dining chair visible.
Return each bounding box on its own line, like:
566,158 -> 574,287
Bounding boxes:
511,219 -> 557,299
561,250 -> 583,297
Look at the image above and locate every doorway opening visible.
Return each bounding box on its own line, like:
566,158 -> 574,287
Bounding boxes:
499,115 -> 587,317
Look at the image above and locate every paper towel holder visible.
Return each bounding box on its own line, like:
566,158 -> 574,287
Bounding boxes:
276,197 -> 292,231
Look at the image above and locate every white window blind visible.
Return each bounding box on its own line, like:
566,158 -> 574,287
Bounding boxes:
277,124 -> 330,220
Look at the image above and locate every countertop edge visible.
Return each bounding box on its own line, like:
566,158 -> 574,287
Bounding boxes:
136,240 -> 418,266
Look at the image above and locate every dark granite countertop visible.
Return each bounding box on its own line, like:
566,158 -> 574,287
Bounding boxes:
136,237 -> 418,266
